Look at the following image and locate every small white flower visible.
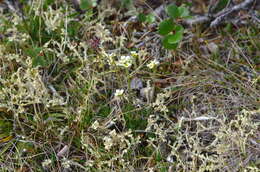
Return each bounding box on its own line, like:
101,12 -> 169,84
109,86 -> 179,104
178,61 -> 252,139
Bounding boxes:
61,158 -> 71,169
114,89 -> 124,98
109,129 -> 117,137
116,55 -> 133,68
167,155 -> 175,163
42,159 -> 52,168
103,136 -> 113,150
91,120 -> 99,130
147,59 -> 160,69
130,51 -> 138,57
85,160 -> 94,167
104,52 -> 115,65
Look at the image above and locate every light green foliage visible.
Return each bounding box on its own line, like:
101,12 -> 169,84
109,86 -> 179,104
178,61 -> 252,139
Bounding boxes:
166,3 -> 180,19
158,3 -> 190,50
137,3 -> 189,49
158,19 -> 175,36
80,0 -> 98,10
0,0 -> 259,171
138,13 -> 156,24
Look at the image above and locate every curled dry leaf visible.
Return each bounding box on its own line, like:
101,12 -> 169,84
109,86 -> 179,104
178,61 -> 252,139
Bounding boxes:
57,145 -> 69,157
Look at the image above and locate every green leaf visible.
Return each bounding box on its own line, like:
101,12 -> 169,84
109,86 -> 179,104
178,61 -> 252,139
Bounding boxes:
80,0 -> 92,10
178,5 -> 190,18
162,35 -> 179,50
121,0 -> 132,8
26,47 -> 42,58
167,32 -> 183,44
67,21 -> 81,37
32,56 -> 47,68
146,13 -> 155,24
158,19 -> 174,36
137,13 -> 147,22
166,4 -> 179,19
165,24 -> 184,46
138,13 -> 155,24
43,0 -> 55,9
174,25 -> 184,33
26,47 -> 48,67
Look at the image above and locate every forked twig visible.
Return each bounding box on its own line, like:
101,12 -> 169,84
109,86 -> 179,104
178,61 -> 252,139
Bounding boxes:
210,0 -> 256,27
185,0 -> 259,27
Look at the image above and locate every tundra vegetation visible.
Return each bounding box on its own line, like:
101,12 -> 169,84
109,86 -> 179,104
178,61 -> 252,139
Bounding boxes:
0,0 -> 259,171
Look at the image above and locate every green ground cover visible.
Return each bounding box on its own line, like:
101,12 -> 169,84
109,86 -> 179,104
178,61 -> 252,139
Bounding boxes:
0,0 -> 259,171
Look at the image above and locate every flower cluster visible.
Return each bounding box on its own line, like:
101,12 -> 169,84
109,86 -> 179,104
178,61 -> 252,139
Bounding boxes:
116,55 -> 134,68
114,89 -> 124,98
61,158 -> 72,169
130,51 -> 138,57
90,120 -> 100,130
147,59 -> 160,69
42,159 -> 52,168
152,91 -> 171,113
103,129 -> 135,151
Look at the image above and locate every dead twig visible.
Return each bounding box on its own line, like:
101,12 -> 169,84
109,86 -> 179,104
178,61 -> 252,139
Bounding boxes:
249,10 -> 260,24
184,0 -> 259,28
184,15 -> 211,26
210,0 -> 256,27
